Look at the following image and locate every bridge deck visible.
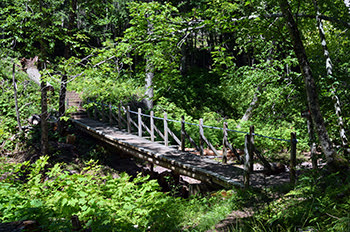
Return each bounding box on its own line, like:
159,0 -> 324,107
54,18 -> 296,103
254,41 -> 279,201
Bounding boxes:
72,118 -> 289,188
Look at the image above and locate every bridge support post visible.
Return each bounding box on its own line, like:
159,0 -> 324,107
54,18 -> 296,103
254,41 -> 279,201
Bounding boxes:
164,113 -> 168,146
150,111 -> 155,142
127,106 -> 131,133
290,132 -> 297,185
222,122 -> 228,163
118,101 -> 122,129
199,119 -> 204,156
181,116 -> 185,151
138,108 -> 142,137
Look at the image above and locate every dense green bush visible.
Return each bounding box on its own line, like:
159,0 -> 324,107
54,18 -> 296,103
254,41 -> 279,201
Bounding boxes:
0,58 -> 44,151
252,170 -> 350,231
0,156 -> 245,231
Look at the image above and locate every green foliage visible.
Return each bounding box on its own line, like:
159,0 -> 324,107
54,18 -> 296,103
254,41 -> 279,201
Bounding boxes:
253,170 -> 350,231
0,156 -> 252,231
0,58 -> 43,151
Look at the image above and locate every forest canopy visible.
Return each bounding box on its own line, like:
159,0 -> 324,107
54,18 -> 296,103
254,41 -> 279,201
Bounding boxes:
1,0 -> 349,161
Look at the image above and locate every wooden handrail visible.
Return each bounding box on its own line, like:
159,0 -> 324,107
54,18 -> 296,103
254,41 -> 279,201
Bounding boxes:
85,101 -> 297,188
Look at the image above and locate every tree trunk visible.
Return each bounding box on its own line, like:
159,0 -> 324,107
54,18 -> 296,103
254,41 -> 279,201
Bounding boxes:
58,0 -> 77,134
144,60 -> 154,110
12,64 -> 22,132
237,85 -> 262,128
313,0 -> 348,150
144,12 -> 154,110
344,0 -> 350,15
58,74 -> 67,134
278,0 -> 344,168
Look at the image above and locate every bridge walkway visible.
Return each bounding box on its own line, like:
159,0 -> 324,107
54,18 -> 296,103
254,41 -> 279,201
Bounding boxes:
72,117 -> 290,188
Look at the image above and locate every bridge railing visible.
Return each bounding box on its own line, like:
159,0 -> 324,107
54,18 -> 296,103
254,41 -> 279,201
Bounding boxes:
84,101 -> 297,187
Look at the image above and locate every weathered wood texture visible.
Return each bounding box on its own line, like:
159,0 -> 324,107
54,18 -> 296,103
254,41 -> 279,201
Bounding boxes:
67,98 -> 295,188
71,118 -> 291,188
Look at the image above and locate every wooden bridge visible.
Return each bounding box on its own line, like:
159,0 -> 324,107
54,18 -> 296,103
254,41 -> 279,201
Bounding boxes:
67,92 -> 297,188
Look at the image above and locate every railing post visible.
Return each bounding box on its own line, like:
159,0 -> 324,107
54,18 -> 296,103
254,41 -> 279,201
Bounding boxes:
127,106 -> 131,133
199,118 -> 204,156
138,108 -> 142,137
93,104 -> 98,120
181,116 -> 185,151
222,122 -> 228,163
164,112 -> 168,146
109,102 -> 113,126
290,132 -> 297,185
118,101 -> 122,129
150,111 -> 155,142
249,125 -> 254,172
244,134 -> 251,188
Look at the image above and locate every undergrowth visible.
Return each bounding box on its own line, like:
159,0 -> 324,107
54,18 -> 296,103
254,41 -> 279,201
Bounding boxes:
0,156 -> 246,231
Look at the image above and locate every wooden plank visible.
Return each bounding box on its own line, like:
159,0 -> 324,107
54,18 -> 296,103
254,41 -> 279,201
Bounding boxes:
153,123 -> 165,140
130,117 -> 138,131
71,118 -> 245,188
167,127 -> 181,146
184,130 -> 200,151
253,147 -> 272,172
199,119 -> 220,157
224,139 -> 242,163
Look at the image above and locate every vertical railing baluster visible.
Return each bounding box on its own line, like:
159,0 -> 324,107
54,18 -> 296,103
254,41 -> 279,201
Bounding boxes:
118,101 -> 122,129
138,108 -> 142,137
181,116 -> 185,151
127,106 -> 131,133
222,122 -> 228,163
150,111 -> 155,142
164,112 -> 168,146
199,118 -> 204,156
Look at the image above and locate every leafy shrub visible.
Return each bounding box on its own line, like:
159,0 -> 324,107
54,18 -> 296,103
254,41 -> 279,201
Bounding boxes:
0,156 -> 246,231
253,170 -> 350,231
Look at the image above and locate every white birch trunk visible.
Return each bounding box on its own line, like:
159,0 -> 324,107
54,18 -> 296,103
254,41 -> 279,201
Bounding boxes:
313,0 -> 348,149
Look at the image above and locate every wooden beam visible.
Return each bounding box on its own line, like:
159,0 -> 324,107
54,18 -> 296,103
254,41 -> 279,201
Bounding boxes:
181,116 -> 185,151
164,113 -> 168,146
222,122 -> 228,163
138,108 -> 142,137
150,111 -> 155,142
